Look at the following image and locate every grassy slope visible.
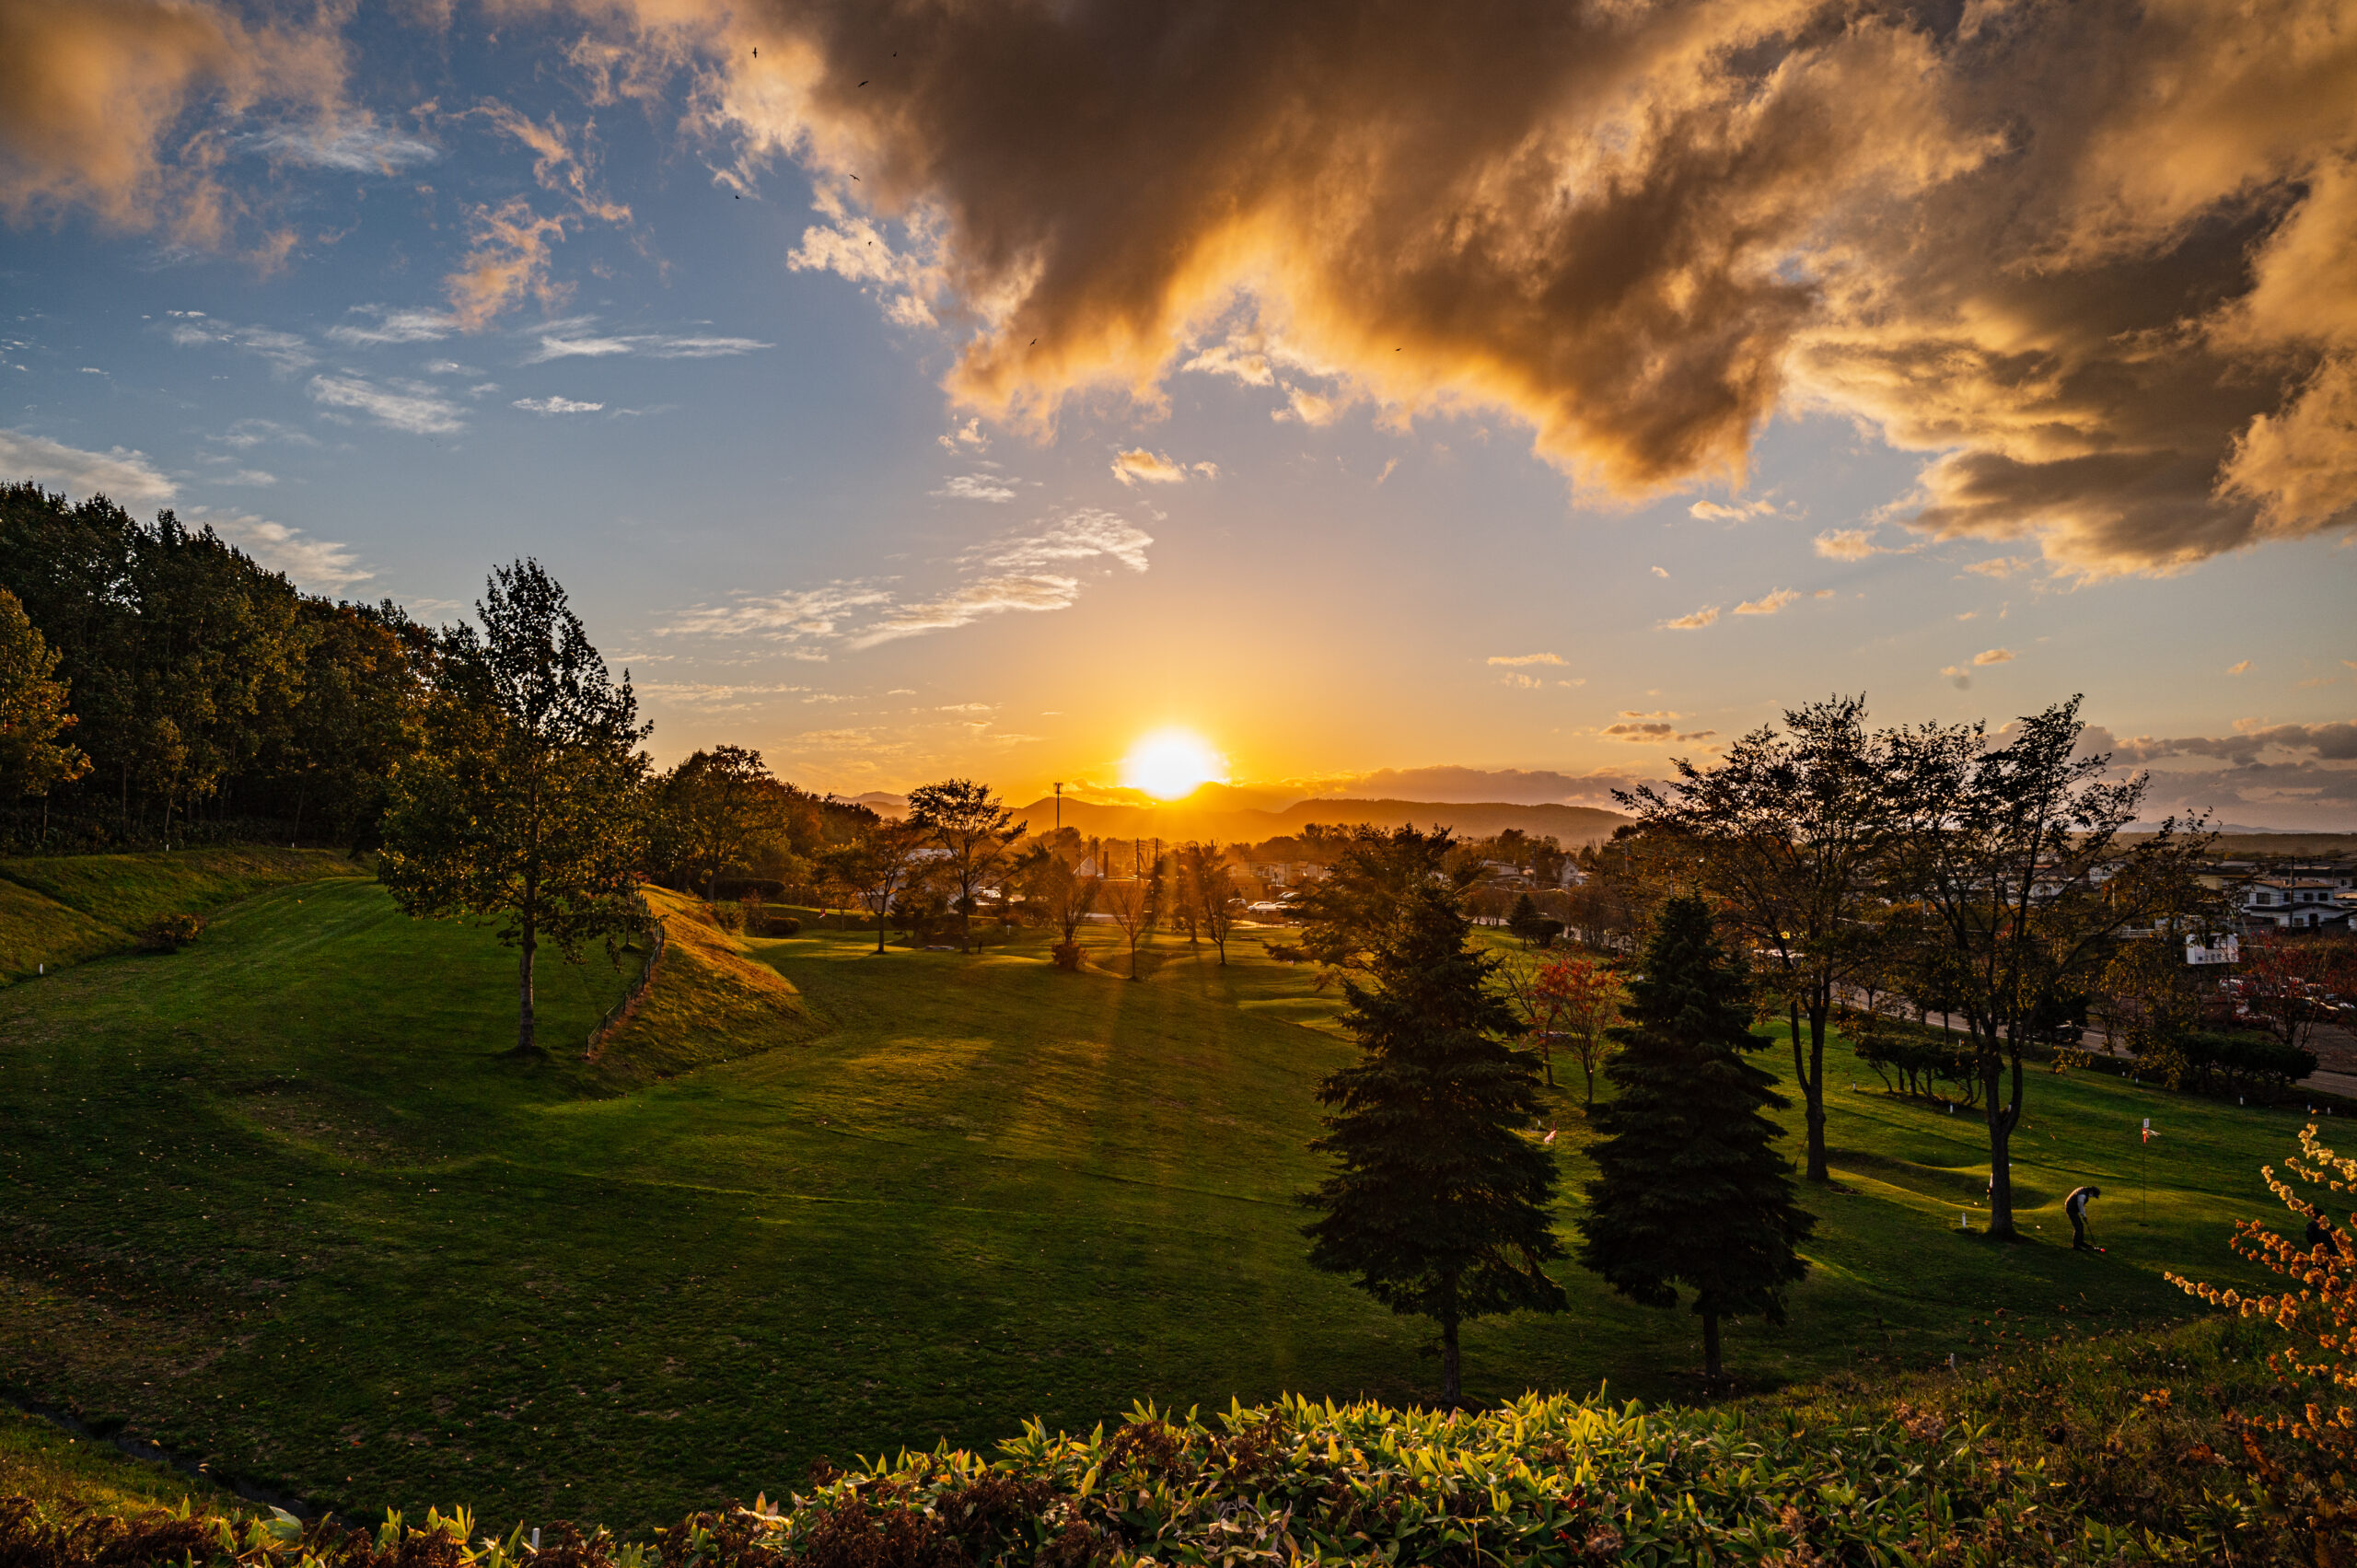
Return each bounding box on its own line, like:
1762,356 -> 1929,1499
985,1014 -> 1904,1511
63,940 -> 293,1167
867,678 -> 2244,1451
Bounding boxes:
0,1404 -> 235,1518
0,886 -> 2308,1535
0,848 -> 366,982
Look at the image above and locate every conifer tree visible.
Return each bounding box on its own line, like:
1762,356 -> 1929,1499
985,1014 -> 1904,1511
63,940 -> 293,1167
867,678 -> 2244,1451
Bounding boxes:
1576,894 -> 1814,1381
1301,882 -> 1566,1406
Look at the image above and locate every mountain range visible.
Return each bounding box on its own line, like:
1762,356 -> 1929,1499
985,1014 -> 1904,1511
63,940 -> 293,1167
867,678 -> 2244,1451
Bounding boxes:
831,785 -> 1629,847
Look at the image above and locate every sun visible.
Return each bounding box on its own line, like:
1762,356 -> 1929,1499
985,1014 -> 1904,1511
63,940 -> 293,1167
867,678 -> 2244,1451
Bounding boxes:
1120,729 -> 1229,800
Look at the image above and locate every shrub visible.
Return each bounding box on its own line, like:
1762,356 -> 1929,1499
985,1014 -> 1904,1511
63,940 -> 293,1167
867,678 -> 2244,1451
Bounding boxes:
704,901 -> 743,933
763,914 -> 801,937
135,913 -> 207,952
2169,1123 -> 2357,1553
2177,1030 -> 2318,1098
1050,940 -> 1084,970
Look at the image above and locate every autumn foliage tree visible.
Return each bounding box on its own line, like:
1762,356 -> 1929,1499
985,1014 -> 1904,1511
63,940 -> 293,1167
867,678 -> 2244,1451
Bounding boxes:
0,585 -> 88,805
2168,1124 -> 2357,1544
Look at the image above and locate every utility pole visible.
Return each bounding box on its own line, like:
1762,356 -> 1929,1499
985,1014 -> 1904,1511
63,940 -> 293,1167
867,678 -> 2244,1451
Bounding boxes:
1054,781 -> 1063,833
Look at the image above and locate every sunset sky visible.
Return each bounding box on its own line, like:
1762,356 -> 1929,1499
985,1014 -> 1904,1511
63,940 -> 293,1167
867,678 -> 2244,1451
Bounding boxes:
3,0 -> 2353,824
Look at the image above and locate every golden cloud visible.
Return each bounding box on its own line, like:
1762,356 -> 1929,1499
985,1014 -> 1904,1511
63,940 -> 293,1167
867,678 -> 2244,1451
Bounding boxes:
0,0 -> 348,250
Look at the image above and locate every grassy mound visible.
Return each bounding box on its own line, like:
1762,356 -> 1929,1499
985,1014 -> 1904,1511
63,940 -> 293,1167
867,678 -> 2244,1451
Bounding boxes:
0,848 -> 366,981
589,889 -> 815,1085
0,889 -> 2313,1534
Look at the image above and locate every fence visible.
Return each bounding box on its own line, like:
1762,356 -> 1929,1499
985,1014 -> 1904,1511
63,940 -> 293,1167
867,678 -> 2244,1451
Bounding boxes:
585,916 -> 666,1059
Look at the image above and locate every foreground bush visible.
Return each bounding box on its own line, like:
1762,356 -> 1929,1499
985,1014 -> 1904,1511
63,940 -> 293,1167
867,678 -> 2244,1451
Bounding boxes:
4,1376 -> 2313,1568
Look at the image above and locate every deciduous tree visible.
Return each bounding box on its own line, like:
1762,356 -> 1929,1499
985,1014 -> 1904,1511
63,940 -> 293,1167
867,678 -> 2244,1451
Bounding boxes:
1619,696 -> 1898,1183
1301,881 -> 1566,1407
1181,839 -> 1242,964
906,777 -> 1025,952
0,585 -> 88,804
826,819 -> 929,954
1100,860 -> 1158,980
1576,896 -> 1814,1381
1884,697 -> 2212,1237
378,560 -> 650,1056
662,745 -> 793,904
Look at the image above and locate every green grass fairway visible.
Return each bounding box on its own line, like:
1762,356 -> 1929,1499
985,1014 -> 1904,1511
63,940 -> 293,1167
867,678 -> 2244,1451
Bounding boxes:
0,847 -> 366,982
0,880 -> 2307,1532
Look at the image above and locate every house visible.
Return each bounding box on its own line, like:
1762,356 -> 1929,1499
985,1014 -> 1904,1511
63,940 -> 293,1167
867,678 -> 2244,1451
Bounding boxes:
2241,877 -> 2357,932
2185,933 -> 2240,966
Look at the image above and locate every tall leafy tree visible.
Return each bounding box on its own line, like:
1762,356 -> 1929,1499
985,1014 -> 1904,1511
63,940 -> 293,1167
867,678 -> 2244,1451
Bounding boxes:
1301,881 -> 1566,1407
905,777 -> 1025,952
1577,895 -> 1815,1381
1884,697 -> 2211,1237
1619,695 -> 1897,1182
1294,824 -> 1465,972
662,745 -> 793,903
1180,839 -> 1242,964
271,598 -> 431,849
0,586 -> 89,804
822,819 -> 930,955
378,561 -> 651,1056
1099,858 -> 1159,980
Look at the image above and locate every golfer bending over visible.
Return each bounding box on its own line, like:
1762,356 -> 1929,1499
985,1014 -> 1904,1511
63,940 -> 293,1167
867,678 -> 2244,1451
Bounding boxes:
2065,1185 -> 2101,1251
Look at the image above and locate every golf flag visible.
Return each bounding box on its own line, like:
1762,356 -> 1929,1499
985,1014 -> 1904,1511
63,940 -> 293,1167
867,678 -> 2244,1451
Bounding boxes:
1543,1123 -> 1558,1144
2142,1117 -> 2155,1144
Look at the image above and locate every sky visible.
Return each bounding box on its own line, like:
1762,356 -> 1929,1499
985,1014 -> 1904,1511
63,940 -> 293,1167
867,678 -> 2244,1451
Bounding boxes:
1,0 -> 2353,826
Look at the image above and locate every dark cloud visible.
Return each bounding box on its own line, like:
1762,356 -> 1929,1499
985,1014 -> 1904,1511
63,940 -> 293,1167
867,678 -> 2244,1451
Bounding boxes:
675,0 -> 2355,573
2103,724 -> 2357,766
7,0 -> 2354,570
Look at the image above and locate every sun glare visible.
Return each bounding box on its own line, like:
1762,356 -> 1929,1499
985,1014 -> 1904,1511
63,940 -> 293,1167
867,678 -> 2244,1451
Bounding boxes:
1120,729 -> 1228,800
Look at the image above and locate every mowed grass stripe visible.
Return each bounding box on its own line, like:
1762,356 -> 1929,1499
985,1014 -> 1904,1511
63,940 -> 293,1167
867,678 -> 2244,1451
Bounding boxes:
0,872 -> 2306,1531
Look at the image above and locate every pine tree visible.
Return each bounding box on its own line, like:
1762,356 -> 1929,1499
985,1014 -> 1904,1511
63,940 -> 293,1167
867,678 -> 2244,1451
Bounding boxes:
1576,894 -> 1815,1381
1301,882 -> 1566,1406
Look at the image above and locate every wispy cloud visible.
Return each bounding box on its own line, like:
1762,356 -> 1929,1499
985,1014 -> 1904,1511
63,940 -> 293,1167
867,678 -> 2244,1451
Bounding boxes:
523,323 -> 771,362
1110,447 -> 1215,485
1602,720 -> 1717,743
1662,604 -> 1722,630
513,395 -> 604,414
309,373 -> 466,435
1972,647 -> 2014,666
328,305 -> 458,345
195,509 -> 371,592
659,509 -> 1154,653
1488,653 -> 1565,666
2227,659 -> 2253,675
635,681 -> 811,711
166,314 -> 314,375
245,122 -> 438,173
209,418 -> 317,451
1813,528 -> 1885,561
932,473 -> 1016,503
1733,588 -> 1801,615
0,428 -> 175,506
1964,556 -> 2032,579
1689,497 -> 1784,523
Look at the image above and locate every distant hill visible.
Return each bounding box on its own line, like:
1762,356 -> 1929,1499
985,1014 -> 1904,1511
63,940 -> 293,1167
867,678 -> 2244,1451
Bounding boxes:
1008,793 -> 1628,846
